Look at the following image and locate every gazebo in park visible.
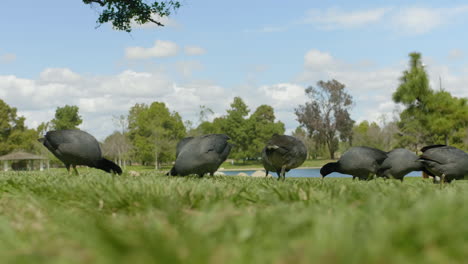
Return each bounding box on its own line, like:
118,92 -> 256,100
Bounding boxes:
0,151 -> 49,172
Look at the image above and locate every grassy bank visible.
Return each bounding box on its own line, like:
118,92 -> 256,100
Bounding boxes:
0,170 -> 466,263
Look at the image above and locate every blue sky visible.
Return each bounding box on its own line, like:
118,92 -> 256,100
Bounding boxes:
1,0 -> 468,139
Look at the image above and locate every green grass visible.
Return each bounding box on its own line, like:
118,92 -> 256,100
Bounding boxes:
0,170 -> 467,263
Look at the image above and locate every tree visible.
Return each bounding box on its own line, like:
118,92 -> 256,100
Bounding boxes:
198,105 -> 214,124
127,102 -> 185,168
393,53 -> 432,106
393,52 -> 432,151
292,126 -> 323,159
37,122 -> 50,137
113,114 -> 128,134
193,99 -> 285,161
218,97 -> 253,160
352,121 -> 386,150
425,91 -> 468,145
50,105 -> 82,130
0,99 -> 38,155
245,105 -> 285,158
378,114 -> 399,151
102,131 -> 133,168
186,105 -> 215,136
393,52 -> 468,150
295,80 -> 354,159
83,0 -> 181,32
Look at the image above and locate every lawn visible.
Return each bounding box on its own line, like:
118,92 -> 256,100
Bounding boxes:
0,170 -> 466,263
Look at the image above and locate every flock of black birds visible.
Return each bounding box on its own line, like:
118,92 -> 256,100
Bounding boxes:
321,145 -> 468,183
38,129 -> 468,183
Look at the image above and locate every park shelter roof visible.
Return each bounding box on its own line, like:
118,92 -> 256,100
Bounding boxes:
0,151 -> 48,161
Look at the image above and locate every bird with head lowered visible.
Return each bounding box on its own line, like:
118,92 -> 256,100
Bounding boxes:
168,134 -> 232,177
39,129 -> 122,175
321,146 -> 387,180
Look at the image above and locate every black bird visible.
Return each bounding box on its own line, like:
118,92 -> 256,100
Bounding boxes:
262,134 -> 307,180
38,129 -> 122,175
320,146 -> 387,180
377,148 -> 426,181
168,134 -> 232,177
419,144 -> 468,183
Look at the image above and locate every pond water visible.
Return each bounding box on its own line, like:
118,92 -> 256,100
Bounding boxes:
221,168 -> 423,178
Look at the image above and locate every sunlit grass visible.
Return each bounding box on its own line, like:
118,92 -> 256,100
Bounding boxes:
0,170 -> 466,263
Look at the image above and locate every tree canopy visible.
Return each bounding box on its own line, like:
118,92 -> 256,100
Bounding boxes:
425,91 -> 468,145
83,0 -> 181,32
127,102 -> 185,168
50,105 -> 83,130
393,52 -> 468,149
190,97 -> 285,160
245,105 -> 285,158
102,131 -> 133,168
295,79 -> 354,159
393,52 -> 432,106
351,120 -> 398,151
0,100 -> 38,155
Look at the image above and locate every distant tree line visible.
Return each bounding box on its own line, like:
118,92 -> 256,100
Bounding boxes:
2,52 -> 468,164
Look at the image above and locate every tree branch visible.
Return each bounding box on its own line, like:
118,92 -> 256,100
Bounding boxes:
148,17 -> 164,27
85,0 -> 105,6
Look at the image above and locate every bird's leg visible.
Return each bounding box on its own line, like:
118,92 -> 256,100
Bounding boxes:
280,166 -> 286,181
440,174 -> 446,187
352,176 -> 356,181
210,172 -> 214,177
73,165 -> 79,175
65,164 -> 71,175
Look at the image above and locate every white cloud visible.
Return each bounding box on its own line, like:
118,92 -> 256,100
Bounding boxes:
0,53 -> 16,63
297,48 -> 468,128
303,7 -> 390,29
125,40 -> 179,59
184,46 -> 206,56
39,68 -> 81,83
176,61 -> 204,78
448,49 -> 464,60
299,5 -> 468,35
258,83 -> 306,110
0,68 -> 232,140
298,48 -> 404,125
425,64 -> 468,98
244,26 -> 287,33
304,49 -> 338,70
391,6 -> 468,34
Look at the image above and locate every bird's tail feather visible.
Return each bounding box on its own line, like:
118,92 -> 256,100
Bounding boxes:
95,158 -> 122,175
